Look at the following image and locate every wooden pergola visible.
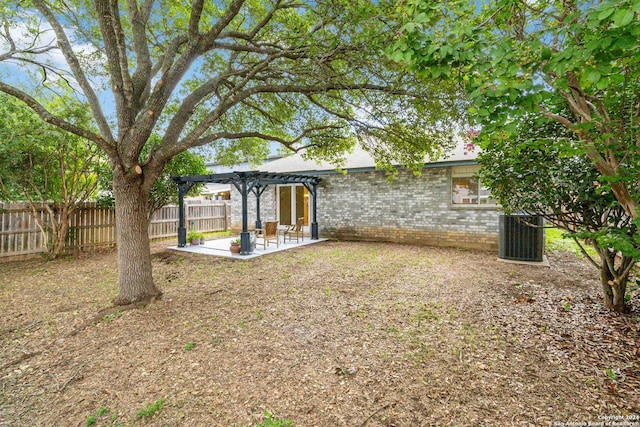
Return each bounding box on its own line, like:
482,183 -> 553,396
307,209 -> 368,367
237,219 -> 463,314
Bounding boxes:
173,171 -> 321,255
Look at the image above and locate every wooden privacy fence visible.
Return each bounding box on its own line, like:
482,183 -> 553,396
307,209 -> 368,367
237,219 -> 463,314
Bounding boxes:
0,200 -> 230,259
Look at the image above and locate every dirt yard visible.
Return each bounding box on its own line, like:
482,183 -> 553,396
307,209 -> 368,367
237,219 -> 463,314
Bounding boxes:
0,240 -> 639,426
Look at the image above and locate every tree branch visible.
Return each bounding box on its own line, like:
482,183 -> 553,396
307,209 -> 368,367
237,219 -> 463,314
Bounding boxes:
94,0 -> 132,132
573,237 -> 600,269
197,0 -> 246,51
126,0 -> 153,107
32,0 -> 114,145
189,0 -> 205,37
0,82 -> 113,156
193,125 -> 346,148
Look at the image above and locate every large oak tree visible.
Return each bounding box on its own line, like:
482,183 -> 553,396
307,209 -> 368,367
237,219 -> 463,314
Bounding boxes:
0,0 -> 458,305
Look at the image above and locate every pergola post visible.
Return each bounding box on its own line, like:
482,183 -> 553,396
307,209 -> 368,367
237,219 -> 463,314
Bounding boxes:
311,182 -> 319,240
176,181 -> 194,247
240,178 -> 251,255
252,184 -> 268,230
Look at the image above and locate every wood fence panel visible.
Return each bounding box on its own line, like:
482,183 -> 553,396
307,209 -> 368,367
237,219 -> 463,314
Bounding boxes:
0,203 -> 47,257
0,200 -> 230,259
149,205 -> 180,239
66,204 -> 117,250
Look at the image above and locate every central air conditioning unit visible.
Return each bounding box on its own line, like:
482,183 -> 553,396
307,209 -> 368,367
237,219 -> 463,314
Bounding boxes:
498,214 -> 545,262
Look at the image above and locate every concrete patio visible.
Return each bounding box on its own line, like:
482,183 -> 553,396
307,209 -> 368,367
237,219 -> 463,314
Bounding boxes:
169,236 -> 328,260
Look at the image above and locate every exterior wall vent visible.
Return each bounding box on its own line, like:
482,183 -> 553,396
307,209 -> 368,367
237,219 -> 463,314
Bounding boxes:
498,214 -> 544,262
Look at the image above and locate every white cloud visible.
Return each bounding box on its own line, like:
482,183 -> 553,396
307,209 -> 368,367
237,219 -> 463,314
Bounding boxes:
0,15 -> 107,89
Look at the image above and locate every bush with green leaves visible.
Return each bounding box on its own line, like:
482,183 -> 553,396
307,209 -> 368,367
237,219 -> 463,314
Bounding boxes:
478,115 -> 637,312
0,93 -> 104,258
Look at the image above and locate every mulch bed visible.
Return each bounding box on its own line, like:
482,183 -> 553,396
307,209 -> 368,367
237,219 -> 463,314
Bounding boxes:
0,241 -> 638,426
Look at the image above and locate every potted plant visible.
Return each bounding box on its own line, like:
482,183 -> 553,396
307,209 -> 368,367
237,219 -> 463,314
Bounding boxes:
187,231 -> 204,245
199,234 -> 206,245
230,238 -> 241,254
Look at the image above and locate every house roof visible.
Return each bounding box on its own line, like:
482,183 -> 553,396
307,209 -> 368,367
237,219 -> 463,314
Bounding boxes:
202,183 -> 232,195
263,139 -> 478,174
205,154 -> 283,173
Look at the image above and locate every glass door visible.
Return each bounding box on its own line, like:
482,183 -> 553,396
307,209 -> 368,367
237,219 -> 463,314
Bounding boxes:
279,186 -> 292,225
278,185 -> 309,226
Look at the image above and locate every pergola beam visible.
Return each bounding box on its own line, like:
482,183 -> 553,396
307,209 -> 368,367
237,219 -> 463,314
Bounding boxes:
173,170 -> 321,186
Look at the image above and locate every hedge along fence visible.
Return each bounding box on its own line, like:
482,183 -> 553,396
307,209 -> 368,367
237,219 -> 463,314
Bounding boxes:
0,200 -> 230,259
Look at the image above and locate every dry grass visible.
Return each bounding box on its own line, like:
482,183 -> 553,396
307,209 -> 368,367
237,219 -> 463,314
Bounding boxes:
0,240 -> 638,427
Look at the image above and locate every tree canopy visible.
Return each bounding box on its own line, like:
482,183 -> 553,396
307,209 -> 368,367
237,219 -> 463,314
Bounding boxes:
395,0 -> 640,220
0,1 -> 460,304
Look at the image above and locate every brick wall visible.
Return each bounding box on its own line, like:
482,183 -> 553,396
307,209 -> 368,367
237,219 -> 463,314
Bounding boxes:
230,186 -> 276,230
230,166 -> 499,250
317,167 -> 498,251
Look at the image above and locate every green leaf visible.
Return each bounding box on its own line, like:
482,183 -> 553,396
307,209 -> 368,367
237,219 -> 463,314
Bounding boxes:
596,76 -> 610,90
612,9 -> 635,27
585,39 -> 601,53
597,7 -> 615,21
390,50 -> 405,62
614,35 -> 636,49
610,73 -> 625,84
605,368 -> 617,381
414,12 -> 429,23
503,122 -> 518,134
401,22 -> 416,33
586,69 -> 601,84
600,37 -> 613,49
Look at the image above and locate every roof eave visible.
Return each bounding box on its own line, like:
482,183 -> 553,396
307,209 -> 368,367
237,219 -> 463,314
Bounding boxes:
271,158 -> 479,176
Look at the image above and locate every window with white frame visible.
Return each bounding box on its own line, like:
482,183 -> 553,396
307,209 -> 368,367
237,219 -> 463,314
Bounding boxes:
451,166 -> 495,206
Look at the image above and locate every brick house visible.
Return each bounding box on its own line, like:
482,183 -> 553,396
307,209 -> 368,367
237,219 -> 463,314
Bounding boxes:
230,144 -> 500,251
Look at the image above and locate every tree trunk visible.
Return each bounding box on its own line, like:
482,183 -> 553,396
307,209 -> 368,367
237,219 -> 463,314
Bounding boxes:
599,252 -> 627,313
112,169 -> 162,305
49,208 -> 70,259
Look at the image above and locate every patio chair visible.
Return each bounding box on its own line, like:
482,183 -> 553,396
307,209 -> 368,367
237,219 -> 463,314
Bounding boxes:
284,217 -> 304,243
256,220 -> 279,249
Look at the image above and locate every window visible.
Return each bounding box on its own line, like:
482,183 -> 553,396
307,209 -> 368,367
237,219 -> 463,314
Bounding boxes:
451,167 -> 495,206
452,176 -> 478,204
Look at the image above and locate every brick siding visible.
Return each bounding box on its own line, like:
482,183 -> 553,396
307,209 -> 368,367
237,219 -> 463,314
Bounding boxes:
230,187 -> 276,229
230,166 -> 499,251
